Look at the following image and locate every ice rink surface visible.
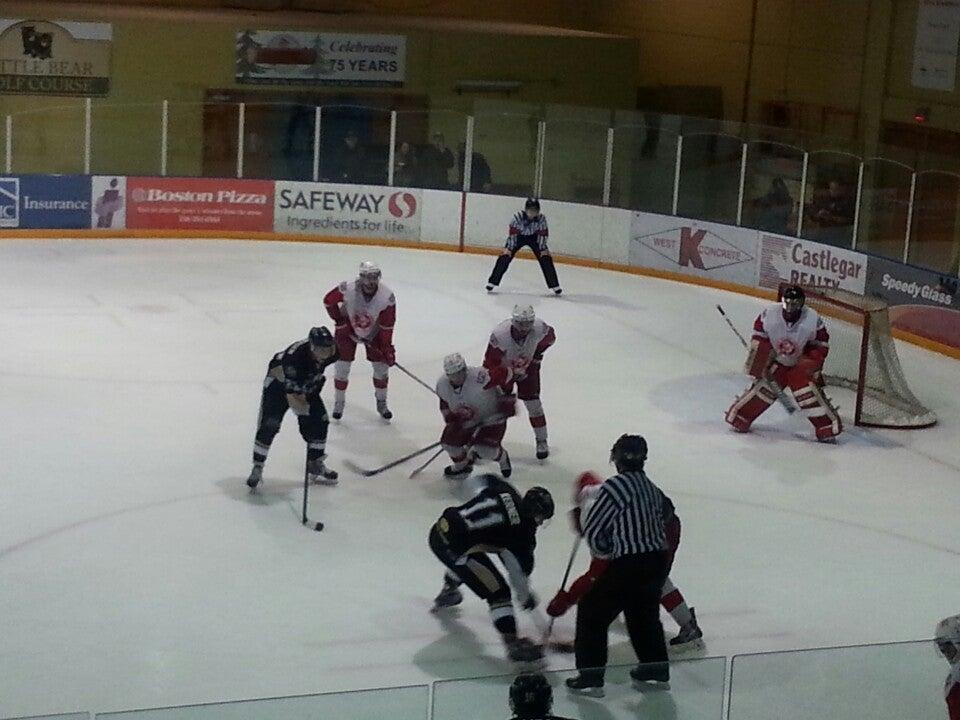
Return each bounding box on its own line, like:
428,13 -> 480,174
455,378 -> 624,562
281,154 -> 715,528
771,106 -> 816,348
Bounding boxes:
1,239 -> 958,716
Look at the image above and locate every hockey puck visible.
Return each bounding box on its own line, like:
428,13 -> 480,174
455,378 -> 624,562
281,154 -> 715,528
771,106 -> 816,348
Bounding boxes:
314,521 -> 324,532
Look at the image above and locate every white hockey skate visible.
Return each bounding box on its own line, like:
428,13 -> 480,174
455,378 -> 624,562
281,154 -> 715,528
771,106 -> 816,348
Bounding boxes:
377,399 -> 393,421
535,440 -> 549,461
331,400 -> 345,421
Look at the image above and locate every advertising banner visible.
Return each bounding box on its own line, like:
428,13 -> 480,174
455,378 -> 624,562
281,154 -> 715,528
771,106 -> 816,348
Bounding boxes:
866,254 -> 960,349
628,213 -> 760,284
0,174 -> 91,228
91,175 -> 125,229
236,30 -> 405,87
126,177 -> 274,231
0,19 -> 111,96
275,182 -> 420,242
758,233 -> 867,294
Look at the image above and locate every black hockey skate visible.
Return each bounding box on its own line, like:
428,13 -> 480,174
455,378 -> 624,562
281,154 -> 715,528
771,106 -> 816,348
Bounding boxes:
506,636 -> 544,663
630,663 -> 670,689
307,459 -> 339,486
498,449 -> 512,478
535,440 -> 549,461
431,584 -> 463,611
551,287 -> 562,296
669,607 -> 703,649
485,283 -> 495,293
565,674 -> 604,698
444,462 -> 472,479
332,400 -> 344,421
246,463 -> 263,490
377,400 -> 393,421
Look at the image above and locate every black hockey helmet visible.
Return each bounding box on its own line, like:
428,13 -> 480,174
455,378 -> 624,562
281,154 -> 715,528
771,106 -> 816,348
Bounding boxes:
781,284 -> 806,315
521,486 -> 554,524
308,326 -> 334,348
509,673 -> 552,719
524,197 -> 541,212
610,433 -> 648,471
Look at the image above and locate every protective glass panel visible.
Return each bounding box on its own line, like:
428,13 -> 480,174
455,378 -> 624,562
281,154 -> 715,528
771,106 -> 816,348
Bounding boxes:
393,108 -> 467,190
10,104 -> 84,175
856,159 -> 912,261
318,104 -> 392,186
610,121 -> 678,214
471,111 -> 538,196
541,119 -> 607,205
166,102 -> 236,179
741,141 -> 804,235
800,151 -> 860,248
910,171 -> 960,274
677,133 -> 743,224
240,102 -> 316,182
90,101 -> 163,177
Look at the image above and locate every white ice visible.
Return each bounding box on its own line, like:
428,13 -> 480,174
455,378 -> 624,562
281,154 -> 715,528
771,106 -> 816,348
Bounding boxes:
1,239 -> 958,717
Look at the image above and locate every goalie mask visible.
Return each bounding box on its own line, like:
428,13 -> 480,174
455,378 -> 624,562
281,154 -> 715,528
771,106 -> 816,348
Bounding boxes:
781,285 -> 805,321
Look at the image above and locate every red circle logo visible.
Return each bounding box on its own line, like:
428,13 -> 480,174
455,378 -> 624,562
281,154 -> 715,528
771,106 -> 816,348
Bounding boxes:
353,312 -> 373,330
388,192 -> 417,218
776,339 -> 797,357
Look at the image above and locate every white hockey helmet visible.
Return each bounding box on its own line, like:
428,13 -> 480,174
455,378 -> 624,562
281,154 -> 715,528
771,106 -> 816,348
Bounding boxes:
936,614 -> 960,664
358,260 -> 381,279
511,304 -> 536,332
443,352 -> 467,377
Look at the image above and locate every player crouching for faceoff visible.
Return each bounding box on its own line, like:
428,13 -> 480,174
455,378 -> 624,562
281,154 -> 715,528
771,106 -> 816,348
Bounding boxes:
725,284 -> 842,442
428,473 -> 554,663
508,674 -> 575,720
937,615 -> 960,720
248,327 -> 339,490
437,352 -> 517,479
484,305 -> 556,460
323,261 -> 396,421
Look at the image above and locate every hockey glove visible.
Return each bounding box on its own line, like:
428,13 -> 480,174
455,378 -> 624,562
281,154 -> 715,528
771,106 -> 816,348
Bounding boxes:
546,590 -> 573,617
303,375 -> 326,398
381,344 -> 396,367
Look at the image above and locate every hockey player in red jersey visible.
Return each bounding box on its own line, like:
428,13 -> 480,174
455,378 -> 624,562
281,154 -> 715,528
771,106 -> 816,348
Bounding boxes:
436,353 -> 516,479
937,615 -> 960,720
546,472 -> 703,650
323,261 -> 396,421
484,305 -> 556,460
725,285 -> 842,441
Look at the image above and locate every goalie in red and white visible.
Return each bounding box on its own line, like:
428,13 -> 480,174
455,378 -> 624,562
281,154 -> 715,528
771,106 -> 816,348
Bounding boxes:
436,353 -> 516,480
937,614 -> 960,720
725,285 -> 842,442
323,261 -> 396,421
483,305 -> 556,460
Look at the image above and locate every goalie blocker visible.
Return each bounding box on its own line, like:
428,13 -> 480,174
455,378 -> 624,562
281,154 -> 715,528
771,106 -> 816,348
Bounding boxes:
726,285 -> 842,442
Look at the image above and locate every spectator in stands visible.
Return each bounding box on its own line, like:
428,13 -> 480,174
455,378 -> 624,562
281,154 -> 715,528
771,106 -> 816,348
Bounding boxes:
458,142 -> 493,192
418,133 -> 455,189
805,177 -> 855,246
751,177 -> 793,235
328,128 -> 367,184
507,673 -> 574,720
394,141 -> 418,188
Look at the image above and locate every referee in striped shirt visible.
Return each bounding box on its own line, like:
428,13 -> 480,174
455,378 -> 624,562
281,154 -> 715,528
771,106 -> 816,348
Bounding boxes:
566,434 -> 671,695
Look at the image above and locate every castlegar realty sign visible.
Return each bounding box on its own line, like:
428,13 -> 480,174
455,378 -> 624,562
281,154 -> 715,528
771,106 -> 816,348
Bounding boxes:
0,19 -> 112,96
236,30 -> 405,87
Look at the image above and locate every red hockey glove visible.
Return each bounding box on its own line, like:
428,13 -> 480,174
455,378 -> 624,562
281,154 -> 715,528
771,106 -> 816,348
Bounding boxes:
547,590 -> 573,617
381,344 -> 396,367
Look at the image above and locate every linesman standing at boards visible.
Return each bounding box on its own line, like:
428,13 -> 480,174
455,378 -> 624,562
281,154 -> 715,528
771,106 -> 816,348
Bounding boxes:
486,199 -> 562,295
566,434 -> 671,696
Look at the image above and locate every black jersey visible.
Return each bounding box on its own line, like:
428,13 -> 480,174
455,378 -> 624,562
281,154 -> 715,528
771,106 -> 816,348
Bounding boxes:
437,477 -> 536,570
268,340 -> 338,395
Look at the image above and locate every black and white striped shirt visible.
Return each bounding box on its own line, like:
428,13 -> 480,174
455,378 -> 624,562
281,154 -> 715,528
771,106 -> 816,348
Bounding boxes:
507,212 -> 549,251
582,471 -> 669,558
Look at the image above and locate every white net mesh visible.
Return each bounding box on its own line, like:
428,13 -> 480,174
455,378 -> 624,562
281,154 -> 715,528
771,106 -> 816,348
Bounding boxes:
798,287 -> 937,429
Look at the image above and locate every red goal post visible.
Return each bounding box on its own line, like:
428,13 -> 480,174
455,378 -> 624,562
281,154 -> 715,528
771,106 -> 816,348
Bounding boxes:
777,284 -> 937,429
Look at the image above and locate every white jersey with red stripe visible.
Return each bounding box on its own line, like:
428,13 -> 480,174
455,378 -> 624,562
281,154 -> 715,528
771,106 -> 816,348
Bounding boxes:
485,318 -> 555,375
436,366 -> 508,430
947,663 -> 960,720
752,305 -> 828,367
337,280 -> 395,342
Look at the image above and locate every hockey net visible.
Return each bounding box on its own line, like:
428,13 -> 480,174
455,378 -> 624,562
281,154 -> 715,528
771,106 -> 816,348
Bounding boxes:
783,285 -> 937,429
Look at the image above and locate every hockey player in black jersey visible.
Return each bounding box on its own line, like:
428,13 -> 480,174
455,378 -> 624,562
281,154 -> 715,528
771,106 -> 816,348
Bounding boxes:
247,326 -> 339,490
507,673 -> 575,720
428,473 -> 554,662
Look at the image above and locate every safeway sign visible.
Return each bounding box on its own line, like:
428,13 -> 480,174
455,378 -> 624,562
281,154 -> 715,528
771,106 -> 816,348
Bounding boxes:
275,181 -> 420,242
629,213 -> 759,284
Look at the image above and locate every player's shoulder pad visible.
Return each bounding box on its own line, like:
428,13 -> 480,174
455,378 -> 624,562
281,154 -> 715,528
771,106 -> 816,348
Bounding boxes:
338,280 -> 348,292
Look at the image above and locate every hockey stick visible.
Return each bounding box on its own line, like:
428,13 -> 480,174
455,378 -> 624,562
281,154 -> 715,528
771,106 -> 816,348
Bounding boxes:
409,447 -> 445,479
542,534 -> 582,652
345,441 -> 443,477
394,362 -> 438,397
716,304 -> 796,414
302,454 -> 324,532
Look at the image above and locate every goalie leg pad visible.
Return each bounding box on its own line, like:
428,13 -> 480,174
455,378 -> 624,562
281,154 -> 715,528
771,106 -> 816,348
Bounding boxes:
792,382 -> 843,440
725,378 -> 779,432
